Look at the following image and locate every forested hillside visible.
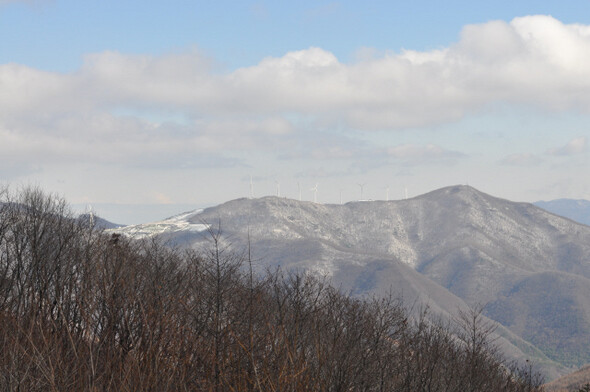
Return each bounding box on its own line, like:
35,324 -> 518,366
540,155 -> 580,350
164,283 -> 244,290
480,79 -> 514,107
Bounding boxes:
0,186 -> 544,391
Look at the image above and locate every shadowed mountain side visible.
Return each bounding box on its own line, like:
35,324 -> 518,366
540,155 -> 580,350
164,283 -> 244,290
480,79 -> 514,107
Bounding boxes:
487,271 -> 590,368
328,253 -> 568,380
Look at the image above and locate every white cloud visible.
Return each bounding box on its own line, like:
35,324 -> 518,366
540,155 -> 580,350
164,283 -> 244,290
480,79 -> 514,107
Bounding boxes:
3,15 -> 590,175
546,136 -> 587,156
0,112 -> 243,170
11,16 -> 590,124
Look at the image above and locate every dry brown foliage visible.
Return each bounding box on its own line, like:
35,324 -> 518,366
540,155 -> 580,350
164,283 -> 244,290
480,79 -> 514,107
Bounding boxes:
544,365 -> 590,392
0,186 -> 545,391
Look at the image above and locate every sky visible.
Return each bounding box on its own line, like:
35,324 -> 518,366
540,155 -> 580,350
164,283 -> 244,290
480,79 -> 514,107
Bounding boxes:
2,0 -> 590,224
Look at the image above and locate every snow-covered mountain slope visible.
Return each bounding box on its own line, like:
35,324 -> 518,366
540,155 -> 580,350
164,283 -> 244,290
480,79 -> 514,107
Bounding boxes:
108,210 -> 208,239
110,185 -> 590,377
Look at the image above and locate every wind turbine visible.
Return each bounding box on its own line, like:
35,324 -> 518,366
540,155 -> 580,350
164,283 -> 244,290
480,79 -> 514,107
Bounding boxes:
339,189 -> 344,205
275,180 -> 281,197
386,186 -> 390,202
86,204 -> 95,228
249,174 -> 254,199
297,182 -> 302,201
357,183 -> 366,201
310,183 -> 318,203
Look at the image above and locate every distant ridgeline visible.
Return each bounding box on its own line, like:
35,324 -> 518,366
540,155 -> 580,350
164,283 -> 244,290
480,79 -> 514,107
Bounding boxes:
534,199 -> 590,227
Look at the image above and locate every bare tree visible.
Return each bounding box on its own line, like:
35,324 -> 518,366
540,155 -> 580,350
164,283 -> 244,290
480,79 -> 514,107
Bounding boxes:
0,185 -> 547,392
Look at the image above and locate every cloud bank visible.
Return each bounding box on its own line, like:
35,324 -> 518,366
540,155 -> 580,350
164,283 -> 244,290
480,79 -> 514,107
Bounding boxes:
2,15 -> 590,171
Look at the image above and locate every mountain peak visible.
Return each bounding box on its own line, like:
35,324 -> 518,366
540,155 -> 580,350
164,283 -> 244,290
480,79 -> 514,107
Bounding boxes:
423,184 -> 488,199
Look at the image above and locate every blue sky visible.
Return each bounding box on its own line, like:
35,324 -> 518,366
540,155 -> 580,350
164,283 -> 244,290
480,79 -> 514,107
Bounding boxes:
2,0 -> 590,223
3,1 -> 589,71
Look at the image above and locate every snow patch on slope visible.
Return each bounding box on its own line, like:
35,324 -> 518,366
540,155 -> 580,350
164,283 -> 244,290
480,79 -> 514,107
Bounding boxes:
107,210 -> 208,239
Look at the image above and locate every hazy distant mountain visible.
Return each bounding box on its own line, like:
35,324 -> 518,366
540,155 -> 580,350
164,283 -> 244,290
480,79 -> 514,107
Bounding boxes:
2,202 -> 124,230
73,203 -> 205,226
534,199 -> 590,226
78,213 -> 124,230
112,185 -> 590,379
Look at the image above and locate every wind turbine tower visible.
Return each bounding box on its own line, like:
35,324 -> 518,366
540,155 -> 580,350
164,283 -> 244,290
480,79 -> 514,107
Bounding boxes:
276,181 -> 281,197
386,186 -> 390,202
249,175 -> 254,199
311,183 -> 318,203
297,182 -> 302,201
86,204 -> 95,228
358,183 -> 366,201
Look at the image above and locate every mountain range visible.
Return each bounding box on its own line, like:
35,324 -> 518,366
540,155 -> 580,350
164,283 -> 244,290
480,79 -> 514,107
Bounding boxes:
534,199 -> 590,227
110,185 -> 590,380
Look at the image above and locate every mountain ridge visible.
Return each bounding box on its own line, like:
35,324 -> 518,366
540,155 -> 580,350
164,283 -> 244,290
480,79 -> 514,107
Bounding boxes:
534,198 -> 590,228
110,184 -> 590,378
